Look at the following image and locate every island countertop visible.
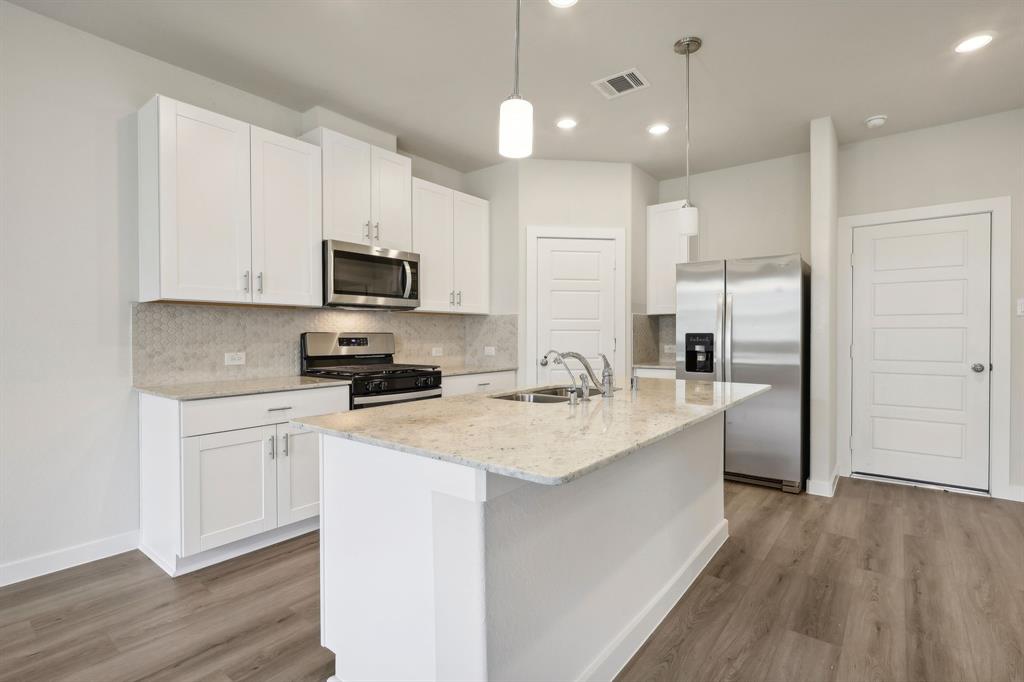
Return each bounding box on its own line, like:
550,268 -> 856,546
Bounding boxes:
293,378 -> 769,485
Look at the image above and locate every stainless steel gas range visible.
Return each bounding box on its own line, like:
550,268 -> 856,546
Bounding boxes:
300,332 -> 441,410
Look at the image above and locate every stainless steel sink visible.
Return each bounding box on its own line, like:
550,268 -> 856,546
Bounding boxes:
492,392 -> 569,404
530,386 -> 603,398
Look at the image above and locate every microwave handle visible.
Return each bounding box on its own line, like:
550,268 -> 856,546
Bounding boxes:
402,261 -> 413,298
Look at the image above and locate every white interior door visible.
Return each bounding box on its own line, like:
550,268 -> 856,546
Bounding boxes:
276,424 -> 320,526
250,126 -> 322,306
851,213 -> 991,490
535,238 -> 617,386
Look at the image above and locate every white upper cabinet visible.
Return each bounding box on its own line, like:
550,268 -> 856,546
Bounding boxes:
411,179 -> 489,314
371,147 -> 413,251
303,127 -> 412,252
412,178 -> 455,312
452,191 -> 490,314
139,96 -> 252,303
250,126 -> 323,307
307,128 -> 373,244
139,95 -> 322,307
646,200 -> 698,315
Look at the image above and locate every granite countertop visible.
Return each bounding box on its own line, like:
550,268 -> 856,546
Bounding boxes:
135,375 -> 350,401
293,378 -> 770,485
441,365 -> 518,377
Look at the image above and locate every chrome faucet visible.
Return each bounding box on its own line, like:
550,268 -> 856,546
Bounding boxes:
543,350 -> 615,398
542,350 -> 581,404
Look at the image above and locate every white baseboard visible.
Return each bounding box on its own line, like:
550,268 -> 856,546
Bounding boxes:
579,518 -> 730,682
806,473 -> 839,498
150,516 -> 320,578
0,530 -> 139,588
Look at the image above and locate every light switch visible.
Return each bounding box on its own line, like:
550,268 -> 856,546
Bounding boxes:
484,346 -> 496,356
432,347 -> 444,357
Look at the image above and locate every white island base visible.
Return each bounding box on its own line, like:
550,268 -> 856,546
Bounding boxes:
319,413 -> 727,682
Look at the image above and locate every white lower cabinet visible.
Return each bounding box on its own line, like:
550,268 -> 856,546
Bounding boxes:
139,385 -> 348,576
442,370 -> 517,397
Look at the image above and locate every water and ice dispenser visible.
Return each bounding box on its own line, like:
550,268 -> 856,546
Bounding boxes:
684,333 -> 715,373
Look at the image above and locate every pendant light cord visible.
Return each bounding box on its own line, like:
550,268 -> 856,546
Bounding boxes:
512,0 -> 521,97
684,47 -> 691,201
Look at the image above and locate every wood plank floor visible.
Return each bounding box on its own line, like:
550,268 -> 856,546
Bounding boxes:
618,478 -> 1024,682
1,478 -> 1021,682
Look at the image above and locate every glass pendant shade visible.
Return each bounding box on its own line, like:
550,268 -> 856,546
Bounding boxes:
678,204 -> 699,236
499,97 -> 533,159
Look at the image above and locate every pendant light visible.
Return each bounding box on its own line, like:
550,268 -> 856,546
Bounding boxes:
498,0 -> 533,158
674,36 -> 701,236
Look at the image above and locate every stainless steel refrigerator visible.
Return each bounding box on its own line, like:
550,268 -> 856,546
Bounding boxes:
676,254 -> 810,493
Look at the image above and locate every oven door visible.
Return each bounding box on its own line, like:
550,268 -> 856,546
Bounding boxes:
351,388 -> 442,409
324,240 -> 420,309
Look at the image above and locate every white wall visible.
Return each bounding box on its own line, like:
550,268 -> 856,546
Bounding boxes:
838,108 -> 1024,486
659,153 -> 810,262
0,0 -> 466,578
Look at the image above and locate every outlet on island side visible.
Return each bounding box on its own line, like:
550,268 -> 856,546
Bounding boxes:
224,352 -> 246,366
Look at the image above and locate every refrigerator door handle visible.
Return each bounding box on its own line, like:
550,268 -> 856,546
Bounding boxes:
714,294 -> 725,382
724,293 -> 734,382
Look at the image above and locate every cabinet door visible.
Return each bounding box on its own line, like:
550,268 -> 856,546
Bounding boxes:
158,97 -> 252,303
412,178 -> 454,312
251,127 -> 323,307
276,424 -> 320,526
452,192 -> 490,314
182,426 -> 277,556
646,201 -> 696,315
371,147 -> 412,251
321,129 -> 372,244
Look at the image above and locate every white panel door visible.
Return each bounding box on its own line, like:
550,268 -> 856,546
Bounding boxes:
276,424 -> 320,526
536,238 -> 617,385
453,191 -> 490,314
371,147 -> 412,251
321,129 -> 372,244
851,213 -> 991,490
182,426 -> 277,555
158,98 -> 251,303
250,126 -> 323,306
411,178 -> 454,312
646,200 -> 695,315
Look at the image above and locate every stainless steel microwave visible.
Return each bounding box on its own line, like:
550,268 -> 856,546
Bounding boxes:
323,240 -> 420,309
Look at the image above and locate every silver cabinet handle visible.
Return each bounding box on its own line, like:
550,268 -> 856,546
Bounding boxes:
268,435 -> 275,460
450,291 -> 455,305
456,291 -> 462,306
364,221 -> 371,239
374,222 -> 380,239
971,363 -> 986,373
267,406 -> 292,412
257,272 -> 263,294
283,432 -> 289,456
477,382 -> 491,387
243,270 -> 250,293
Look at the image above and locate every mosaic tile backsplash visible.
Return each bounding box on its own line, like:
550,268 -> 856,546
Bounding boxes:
132,302 -> 518,385
632,314 -> 676,365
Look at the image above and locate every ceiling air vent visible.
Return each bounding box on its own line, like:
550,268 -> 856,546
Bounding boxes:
591,69 -> 649,99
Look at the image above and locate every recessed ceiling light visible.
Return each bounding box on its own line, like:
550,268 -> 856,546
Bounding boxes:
556,117 -> 577,130
955,33 -> 993,53
864,114 -> 888,129
647,123 -> 670,136
549,0 -> 578,7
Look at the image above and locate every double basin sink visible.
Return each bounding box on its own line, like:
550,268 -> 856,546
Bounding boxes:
493,386 -> 604,404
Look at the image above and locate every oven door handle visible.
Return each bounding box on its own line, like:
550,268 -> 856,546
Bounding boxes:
352,387 -> 442,406
402,261 -> 413,299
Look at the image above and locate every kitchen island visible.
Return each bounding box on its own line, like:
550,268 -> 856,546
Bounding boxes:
294,378 -> 770,682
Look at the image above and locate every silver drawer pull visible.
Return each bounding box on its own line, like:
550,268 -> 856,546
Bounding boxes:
477,382 -> 491,387
267,406 -> 292,412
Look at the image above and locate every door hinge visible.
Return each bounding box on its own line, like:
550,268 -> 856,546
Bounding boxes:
849,434 -> 854,452
614,337 -> 618,352
849,344 -> 854,359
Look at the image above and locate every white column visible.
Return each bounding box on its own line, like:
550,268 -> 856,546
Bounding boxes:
808,116 -> 839,496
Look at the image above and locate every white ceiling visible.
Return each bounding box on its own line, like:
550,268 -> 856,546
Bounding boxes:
14,0 -> 1024,178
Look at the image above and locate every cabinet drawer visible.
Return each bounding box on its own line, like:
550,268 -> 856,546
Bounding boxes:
181,386 -> 349,437
442,371 -> 517,397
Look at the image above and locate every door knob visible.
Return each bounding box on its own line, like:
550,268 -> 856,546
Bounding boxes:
971,363 -> 986,373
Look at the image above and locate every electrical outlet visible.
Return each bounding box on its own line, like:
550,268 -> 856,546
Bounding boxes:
431,347 -> 443,357
1017,297 -> 1024,316
663,344 -> 676,354
484,346 -> 496,357
224,352 -> 246,366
